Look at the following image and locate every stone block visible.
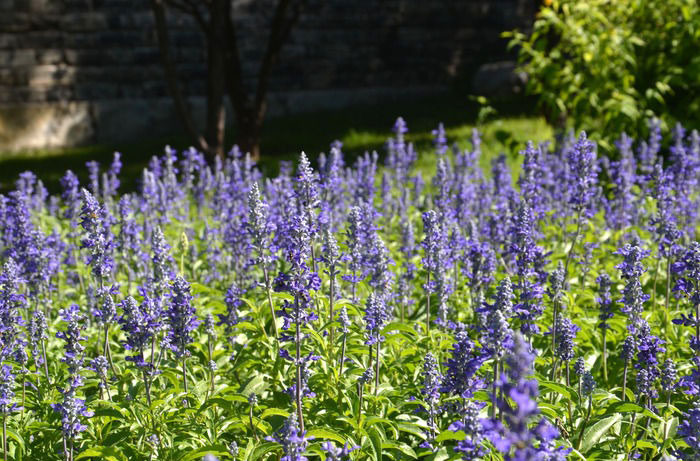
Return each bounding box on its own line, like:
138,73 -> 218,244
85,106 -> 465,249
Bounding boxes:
0,101 -> 95,150
10,49 -> 36,67
61,12 -> 108,32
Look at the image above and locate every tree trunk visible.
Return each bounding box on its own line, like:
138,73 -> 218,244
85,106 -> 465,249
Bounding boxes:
205,0 -> 228,160
150,0 -> 209,153
234,104 -> 264,160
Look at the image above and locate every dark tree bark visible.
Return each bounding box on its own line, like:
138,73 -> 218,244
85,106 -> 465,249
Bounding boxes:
150,0 -> 210,154
150,0 -> 307,161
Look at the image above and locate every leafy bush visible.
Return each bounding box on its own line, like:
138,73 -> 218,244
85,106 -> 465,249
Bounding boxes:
506,0 -> 700,151
0,117 -> 699,460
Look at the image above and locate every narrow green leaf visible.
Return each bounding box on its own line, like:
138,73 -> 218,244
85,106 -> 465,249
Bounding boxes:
581,414 -> 622,453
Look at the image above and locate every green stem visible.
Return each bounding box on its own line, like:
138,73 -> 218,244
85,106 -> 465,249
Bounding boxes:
602,328 -> 608,383
329,270 -> 336,348
563,208 -> 583,277
294,295 -> 304,433
576,395 -> 592,450
425,272 -> 431,334
3,412 -> 6,461
262,264 -> 278,339
182,357 -> 188,394
249,405 -> 259,441
374,341 -> 380,397
338,331 -> 347,380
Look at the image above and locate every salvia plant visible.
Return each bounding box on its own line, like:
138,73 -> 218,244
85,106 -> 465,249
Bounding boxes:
0,118 -> 697,461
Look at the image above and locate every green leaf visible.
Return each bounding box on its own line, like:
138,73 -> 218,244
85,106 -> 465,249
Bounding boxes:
260,407 -> 290,419
368,427 -> 383,461
178,445 -> 231,461
306,427 -> 346,444
581,414 -> 622,453
539,380 -> 578,402
248,442 -> 279,461
75,446 -> 128,461
382,441 -> 417,459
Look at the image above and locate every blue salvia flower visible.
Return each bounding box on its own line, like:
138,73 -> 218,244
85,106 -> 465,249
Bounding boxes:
321,442 -> 357,461
219,282 -> 245,340
603,133 -> 638,229
0,365 -> 16,414
28,310 -> 48,368
672,242 -> 700,353
342,205 -> 374,301
462,240 -> 496,301
596,274 -> 614,330
266,412 -> 312,461
386,117 -> 416,186
151,226 -> 174,295
348,151 -> 379,205
166,276 -> 199,360
86,160 -> 100,195
0,258 -> 25,362
553,316 -> 579,363
451,399 -> 487,459
482,334 -> 570,460
660,359 -> 677,393
432,122 -> 448,156
509,202 -> 545,336
634,322 -> 665,400
638,118 -> 662,178
363,293 -> 390,346
616,242 -> 651,335
566,131 -> 598,218
102,152 -> 122,200
317,143 -> 346,231
89,356 -> 110,396
518,141 -> 547,218
581,370 -> 596,397
422,210 -> 452,325
442,330 -> 485,398
274,211 -> 321,433
248,182 -> 274,267
678,401 -> 700,458
650,163 -> 682,258
432,158 -> 454,224
366,232 -> 394,300
481,277 -> 514,360
420,352 -> 442,448
118,295 -> 162,371
52,304 -> 94,450
117,194 -> 144,276
79,188 -> 114,282
60,170 -> 81,224
621,335 -> 637,362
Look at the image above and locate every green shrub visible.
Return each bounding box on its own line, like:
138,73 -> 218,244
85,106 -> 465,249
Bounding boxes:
505,0 -> 700,152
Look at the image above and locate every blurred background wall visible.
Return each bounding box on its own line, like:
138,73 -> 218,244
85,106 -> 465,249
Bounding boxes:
0,0 -> 535,151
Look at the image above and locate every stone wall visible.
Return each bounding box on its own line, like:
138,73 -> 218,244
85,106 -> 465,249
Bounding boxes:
0,0 -> 535,151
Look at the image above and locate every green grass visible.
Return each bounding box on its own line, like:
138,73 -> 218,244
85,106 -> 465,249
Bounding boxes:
0,93 -> 550,192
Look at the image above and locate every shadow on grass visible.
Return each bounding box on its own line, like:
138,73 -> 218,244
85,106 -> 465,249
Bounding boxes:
0,92 -> 545,193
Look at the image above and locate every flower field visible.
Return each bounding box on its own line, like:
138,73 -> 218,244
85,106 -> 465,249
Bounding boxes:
0,117 -> 697,460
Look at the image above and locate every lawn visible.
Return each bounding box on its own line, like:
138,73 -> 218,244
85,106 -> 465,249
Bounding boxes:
0,94 -> 550,193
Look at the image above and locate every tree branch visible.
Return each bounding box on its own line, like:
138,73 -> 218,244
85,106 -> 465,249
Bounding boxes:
253,0 -> 306,119
167,0 -> 208,33
150,0 -> 209,152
